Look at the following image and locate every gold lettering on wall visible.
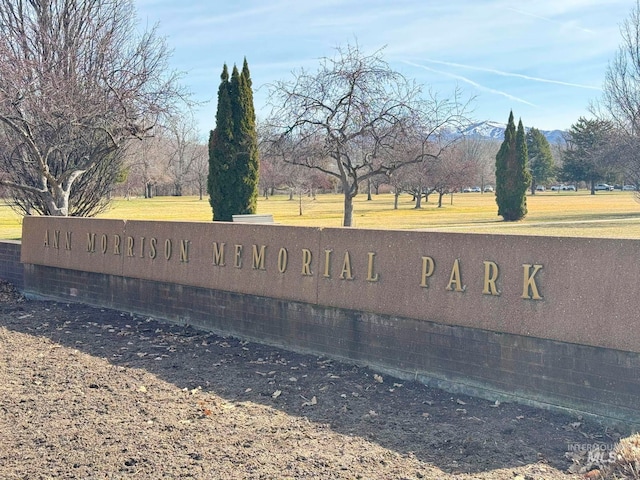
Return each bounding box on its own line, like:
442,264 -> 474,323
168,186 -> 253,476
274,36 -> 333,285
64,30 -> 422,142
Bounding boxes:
149,238 -> 157,259
420,256 -> 435,288
212,242 -> 225,266
180,240 -> 189,263
522,264 -> 543,300
252,245 -> 266,270
277,248 -> 288,273
340,251 -> 354,280
113,235 -> 121,255
87,233 -> 95,253
482,261 -> 500,296
234,244 -> 243,268
366,252 -> 379,282
446,259 -> 465,292
301,249 -> 312,276
35,222 -> 548,305
323,249 -> 332,278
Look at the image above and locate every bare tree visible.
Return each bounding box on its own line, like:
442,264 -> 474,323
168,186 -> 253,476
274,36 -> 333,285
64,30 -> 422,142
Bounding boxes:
189,143 -> 209,201
119,133 -> 167,199
258,121 -> 292,198
265,43 -> 470,226
0,0 -> 186,216
457,136 -> 496,191
600,0 -> 640,135
429,143 -> 480,207
594,0 -> 640,191
163,113 -> 202,196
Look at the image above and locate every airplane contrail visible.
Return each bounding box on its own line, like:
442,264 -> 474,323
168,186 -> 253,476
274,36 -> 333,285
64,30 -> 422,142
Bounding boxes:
404,61 -> 537,106
404,58 -> 601,90
507,7 -> 596,35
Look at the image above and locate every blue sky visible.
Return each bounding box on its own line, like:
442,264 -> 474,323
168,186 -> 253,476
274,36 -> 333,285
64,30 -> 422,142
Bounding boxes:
135,0 -> 634,139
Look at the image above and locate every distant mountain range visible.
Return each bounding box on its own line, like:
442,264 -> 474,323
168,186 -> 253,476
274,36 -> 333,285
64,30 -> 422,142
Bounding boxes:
460,121 -> 566,145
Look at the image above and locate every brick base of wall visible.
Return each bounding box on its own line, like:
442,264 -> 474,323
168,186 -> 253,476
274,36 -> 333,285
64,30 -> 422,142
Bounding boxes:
0,241 -> 23,290
19,261 -> 640,431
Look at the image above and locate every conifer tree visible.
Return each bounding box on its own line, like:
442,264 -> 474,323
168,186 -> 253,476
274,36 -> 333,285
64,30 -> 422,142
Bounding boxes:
526,127 -> 555,194
208,59 -> 259,221
235,59 -> 259,215
208,64 -> 234,221
495,111 -> 531,221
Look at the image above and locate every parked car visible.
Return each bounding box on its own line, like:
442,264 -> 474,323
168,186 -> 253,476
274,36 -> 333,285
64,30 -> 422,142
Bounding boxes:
471,186 -> 481,192
535,185 -> 546,192
594,184 -> 614,191
623,185 -> 637,191
484,186 -> 494,192
550,184 -> 576,191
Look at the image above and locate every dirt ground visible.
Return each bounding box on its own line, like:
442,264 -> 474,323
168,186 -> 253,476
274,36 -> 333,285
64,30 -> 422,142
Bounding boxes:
0,281 -> 633,479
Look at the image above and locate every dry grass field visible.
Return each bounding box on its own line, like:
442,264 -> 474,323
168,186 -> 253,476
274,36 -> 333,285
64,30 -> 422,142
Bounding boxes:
2,189 -> 640,240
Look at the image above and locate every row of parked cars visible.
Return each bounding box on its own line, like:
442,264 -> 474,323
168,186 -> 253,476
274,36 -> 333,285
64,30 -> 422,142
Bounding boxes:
548,184 -> 576,191
462,184 -> 638,193
543,183 -> 637,191
462,186 -> 494,193
592,183 -> 637,191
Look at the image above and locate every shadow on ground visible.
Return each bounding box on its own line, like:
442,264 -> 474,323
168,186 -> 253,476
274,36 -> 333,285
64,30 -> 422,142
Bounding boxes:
0,284 -> 622,478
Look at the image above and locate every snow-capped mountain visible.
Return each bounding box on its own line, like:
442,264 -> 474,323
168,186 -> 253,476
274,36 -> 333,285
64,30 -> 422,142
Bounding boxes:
461,121 -> 566,145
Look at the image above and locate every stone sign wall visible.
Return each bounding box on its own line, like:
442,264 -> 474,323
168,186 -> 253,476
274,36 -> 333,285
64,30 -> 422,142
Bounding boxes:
20,216 -> 640,353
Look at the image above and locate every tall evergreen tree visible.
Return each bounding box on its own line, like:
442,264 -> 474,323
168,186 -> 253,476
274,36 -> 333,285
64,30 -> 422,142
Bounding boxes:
495,111 -> 531,221
526,127 -> 555,194
208,64 -> 234,221
560,117 -> 614,194
235,58 -> 259,215
208,59 -> 259,221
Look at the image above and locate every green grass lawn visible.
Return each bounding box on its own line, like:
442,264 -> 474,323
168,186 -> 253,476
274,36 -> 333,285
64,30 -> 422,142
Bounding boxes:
2,190 -> 640,240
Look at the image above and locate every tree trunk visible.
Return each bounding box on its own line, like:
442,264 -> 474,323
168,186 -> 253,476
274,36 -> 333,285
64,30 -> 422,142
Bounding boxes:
43,185 -> 71,216
343,193 -> 354,226
367,178 -> 372,201
46,199 -> 68,216
393,191 -> 400,210
415,190 -> 422,208
438,192 -> 444,207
